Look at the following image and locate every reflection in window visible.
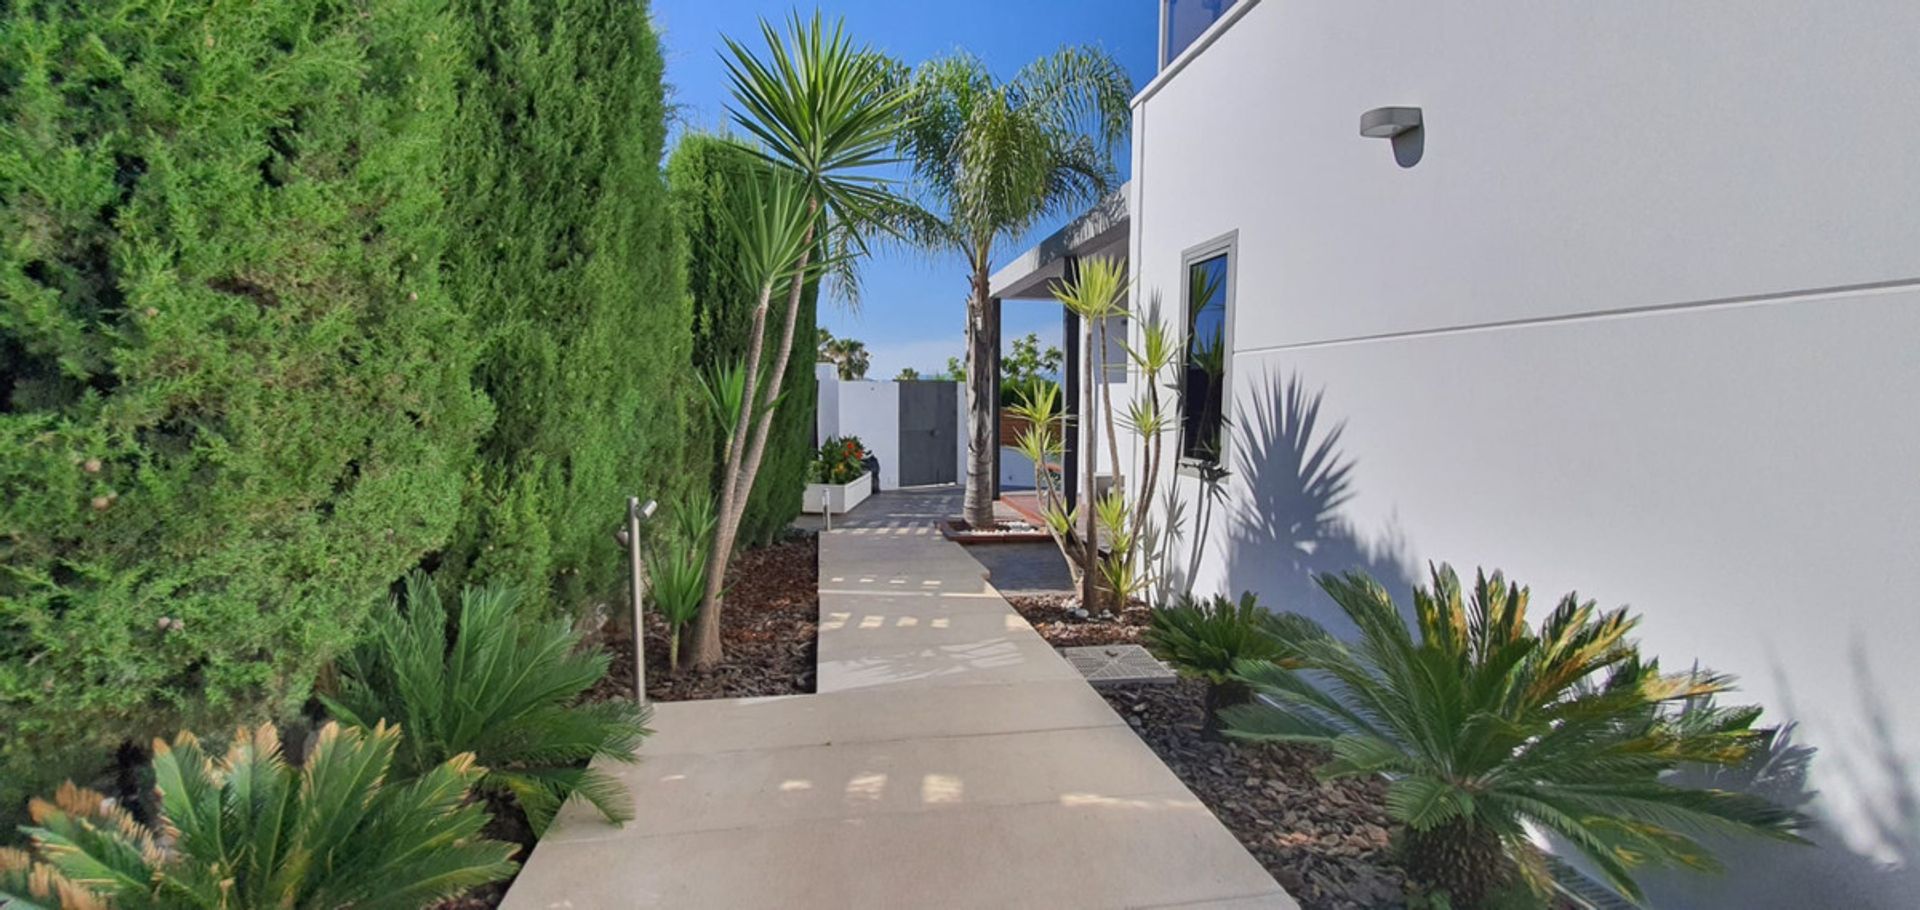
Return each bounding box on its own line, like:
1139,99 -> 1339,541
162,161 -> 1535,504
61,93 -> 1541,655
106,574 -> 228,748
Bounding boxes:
1163,0 -> 1236,66
1181,253 -> 1228,463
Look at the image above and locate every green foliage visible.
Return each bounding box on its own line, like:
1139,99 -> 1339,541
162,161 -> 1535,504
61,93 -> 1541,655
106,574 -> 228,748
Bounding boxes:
321,572 -> 648,835
812,436 -> 869,484
999,333 -> 1062,407
1146,592 -> 1320,685
0,0 -> 490,823
818,332 -> 870,380
3,723 -> 516,909
649,493 -> 716,672
1225,565 -> 1808,905
437,0 -> 694,613
670,133 -> 819,548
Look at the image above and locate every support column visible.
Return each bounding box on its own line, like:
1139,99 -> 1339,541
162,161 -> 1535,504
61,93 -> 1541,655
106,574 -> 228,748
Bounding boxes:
1061,256 -> 1081,512
987,296 -> 1003,501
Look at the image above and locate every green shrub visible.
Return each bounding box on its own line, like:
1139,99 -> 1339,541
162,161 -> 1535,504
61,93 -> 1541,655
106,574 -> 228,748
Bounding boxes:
1,722 -> 516,909
0,0 -> 488,824
321,572 -> 648,835
1143,592 -> 1324,737
436,0 -> 696,613
811,435 -> 869,484
1225,565 -> 1807,906
648,492 -> 716,674
669,133 -> 819,548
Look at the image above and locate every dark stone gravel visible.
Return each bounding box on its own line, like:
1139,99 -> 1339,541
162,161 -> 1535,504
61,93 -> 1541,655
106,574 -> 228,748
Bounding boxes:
592,530 -> 819,703
1100,678 -> 1411,910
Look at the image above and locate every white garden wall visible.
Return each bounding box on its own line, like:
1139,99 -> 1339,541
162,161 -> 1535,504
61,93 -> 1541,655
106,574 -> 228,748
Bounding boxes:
815,364 -> 965,491
1127,1 -> 1920,901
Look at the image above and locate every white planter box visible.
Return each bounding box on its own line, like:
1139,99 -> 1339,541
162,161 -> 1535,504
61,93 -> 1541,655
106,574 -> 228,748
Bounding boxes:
802,472 -> 871,515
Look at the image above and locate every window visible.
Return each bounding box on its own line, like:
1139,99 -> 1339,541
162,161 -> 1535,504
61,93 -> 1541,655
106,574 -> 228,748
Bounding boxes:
1180,242 -> 1231,465
1161,0 -> 1237,68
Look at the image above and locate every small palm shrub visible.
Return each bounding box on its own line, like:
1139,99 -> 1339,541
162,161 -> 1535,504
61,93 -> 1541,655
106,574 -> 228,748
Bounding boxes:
0,723 -> 515,909
650,493 -> 718,673
1144,592 -> 1326,738
322,572 -> 650,835
1225,566 -> 1807,907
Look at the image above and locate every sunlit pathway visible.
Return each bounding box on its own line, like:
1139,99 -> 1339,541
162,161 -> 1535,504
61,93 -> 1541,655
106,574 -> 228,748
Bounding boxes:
503,489 -> 1293,909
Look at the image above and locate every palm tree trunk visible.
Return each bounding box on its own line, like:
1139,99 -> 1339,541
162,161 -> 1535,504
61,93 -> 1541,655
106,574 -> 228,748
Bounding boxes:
962,268 -> 996,527
691,216 -> 816,670
690,282 -> 773,669
1078,310 -> 1101,612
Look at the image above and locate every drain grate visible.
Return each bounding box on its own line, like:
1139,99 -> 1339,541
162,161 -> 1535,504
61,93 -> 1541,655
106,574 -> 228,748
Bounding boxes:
1059,644 -> 1178,686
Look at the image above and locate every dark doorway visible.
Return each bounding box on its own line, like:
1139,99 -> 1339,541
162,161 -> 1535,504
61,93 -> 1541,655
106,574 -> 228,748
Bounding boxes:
897,381 -> 958,486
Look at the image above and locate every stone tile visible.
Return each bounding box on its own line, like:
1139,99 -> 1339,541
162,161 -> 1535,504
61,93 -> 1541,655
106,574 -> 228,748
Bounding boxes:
504,795 -> 1286,910
543,725 -> 1196,843
632,679 -> 1123,757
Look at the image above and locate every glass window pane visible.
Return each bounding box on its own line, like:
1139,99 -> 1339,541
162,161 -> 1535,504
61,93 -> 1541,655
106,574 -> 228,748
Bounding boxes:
1164,0 -> 1237,65
1181,253 -> 1228,463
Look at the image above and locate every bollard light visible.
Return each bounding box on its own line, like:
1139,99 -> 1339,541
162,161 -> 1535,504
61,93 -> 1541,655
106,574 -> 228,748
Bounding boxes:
624,496 -> 658,705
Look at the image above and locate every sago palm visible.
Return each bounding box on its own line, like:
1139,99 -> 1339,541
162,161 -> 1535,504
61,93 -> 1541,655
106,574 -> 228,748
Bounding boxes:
1143,591 -> 1325,738
888,47 -> 1131,531
323,571 -> 649,835
1224,566 -> 1807,906
0,723 -> 515,909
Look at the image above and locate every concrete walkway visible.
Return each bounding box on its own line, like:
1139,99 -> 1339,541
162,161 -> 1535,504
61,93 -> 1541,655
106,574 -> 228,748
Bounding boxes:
503,489 -> 1293,909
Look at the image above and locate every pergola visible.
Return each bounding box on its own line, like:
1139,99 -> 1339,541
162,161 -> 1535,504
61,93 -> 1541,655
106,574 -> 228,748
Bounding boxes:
983,184 -> 1130,509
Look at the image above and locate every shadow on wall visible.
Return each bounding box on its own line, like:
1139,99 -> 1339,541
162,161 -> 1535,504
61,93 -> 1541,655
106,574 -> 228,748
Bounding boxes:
1212,372 -> 1418,631
1612,647 -> 1920,909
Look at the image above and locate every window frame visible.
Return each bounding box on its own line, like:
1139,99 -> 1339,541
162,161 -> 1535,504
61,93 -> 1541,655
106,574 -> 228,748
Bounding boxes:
1176,230 -> 1238,474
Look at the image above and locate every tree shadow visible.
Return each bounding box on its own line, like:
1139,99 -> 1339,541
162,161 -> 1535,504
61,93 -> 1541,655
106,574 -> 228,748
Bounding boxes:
1556,644 -> 1920,908
1216,372 -> 1418,631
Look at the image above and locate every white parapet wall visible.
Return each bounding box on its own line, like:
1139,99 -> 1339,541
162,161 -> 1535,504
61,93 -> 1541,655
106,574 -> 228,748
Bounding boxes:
1125,0 -> 1920,901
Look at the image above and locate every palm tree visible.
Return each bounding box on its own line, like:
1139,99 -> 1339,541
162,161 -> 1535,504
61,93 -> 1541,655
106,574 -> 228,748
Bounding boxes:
691,14 -> 906,669
888,49 -> 1131,530
1227,566 -> 1807,906
822,335 -> 870,379
895,366 -> 921,380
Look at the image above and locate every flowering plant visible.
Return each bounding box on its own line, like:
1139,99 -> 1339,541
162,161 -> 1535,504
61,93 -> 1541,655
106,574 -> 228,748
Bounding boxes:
811,435 -> 868,484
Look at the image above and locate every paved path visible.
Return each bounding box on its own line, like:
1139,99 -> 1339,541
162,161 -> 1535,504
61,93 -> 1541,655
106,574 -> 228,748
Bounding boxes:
503,489 -> 1293,909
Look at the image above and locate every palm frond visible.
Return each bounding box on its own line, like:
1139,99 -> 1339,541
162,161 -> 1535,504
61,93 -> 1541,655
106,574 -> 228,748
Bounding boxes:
324,572 -> 650,834
1224,565 -> 1809,902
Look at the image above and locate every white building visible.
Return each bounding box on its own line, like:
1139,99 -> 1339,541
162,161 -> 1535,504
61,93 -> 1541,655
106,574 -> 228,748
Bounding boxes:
998,1 -> 1920,904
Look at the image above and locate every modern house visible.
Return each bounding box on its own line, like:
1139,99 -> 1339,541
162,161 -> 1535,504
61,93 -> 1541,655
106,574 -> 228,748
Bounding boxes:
998,0 -> 1920,903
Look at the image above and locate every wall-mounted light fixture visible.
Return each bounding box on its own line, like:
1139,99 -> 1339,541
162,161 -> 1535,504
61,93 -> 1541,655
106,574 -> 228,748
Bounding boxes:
1360,106 -> 1422,139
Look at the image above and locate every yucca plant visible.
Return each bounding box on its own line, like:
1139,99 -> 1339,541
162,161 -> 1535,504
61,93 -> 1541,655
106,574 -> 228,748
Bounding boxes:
1143,591 -> 1325,739
650,493 -> 717,673
692,12 -> 909,670
322,572 -> 650,835
1225,566 -> 1808,907
0,723 -> 516,909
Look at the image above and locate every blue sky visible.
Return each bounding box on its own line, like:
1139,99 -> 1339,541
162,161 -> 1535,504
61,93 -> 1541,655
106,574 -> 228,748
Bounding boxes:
652,0 -> 1158,379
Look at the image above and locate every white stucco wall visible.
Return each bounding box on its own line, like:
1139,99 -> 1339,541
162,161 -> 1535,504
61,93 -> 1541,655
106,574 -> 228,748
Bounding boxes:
816,365 -> 966,491
1128,0 -> 1920,900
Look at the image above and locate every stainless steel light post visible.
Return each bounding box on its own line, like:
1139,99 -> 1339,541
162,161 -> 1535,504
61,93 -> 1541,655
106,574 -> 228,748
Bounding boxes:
615,497 -> 658,705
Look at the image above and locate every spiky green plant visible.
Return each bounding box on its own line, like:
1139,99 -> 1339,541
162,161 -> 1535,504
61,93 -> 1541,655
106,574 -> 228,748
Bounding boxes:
694,13 -> 908,669
1144,592 -> 1324,738
1007,381 -> 1084,588
1225,566 -> 1808,906
651,494 -> 717,673
322,572 -> 649,835
1,723 -> 515,909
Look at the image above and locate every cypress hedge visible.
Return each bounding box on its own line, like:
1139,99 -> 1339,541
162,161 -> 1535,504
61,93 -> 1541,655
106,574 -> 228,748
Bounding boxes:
0,0 -> 489,819
668,133 -> 816,547
434,0 -> 695,611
